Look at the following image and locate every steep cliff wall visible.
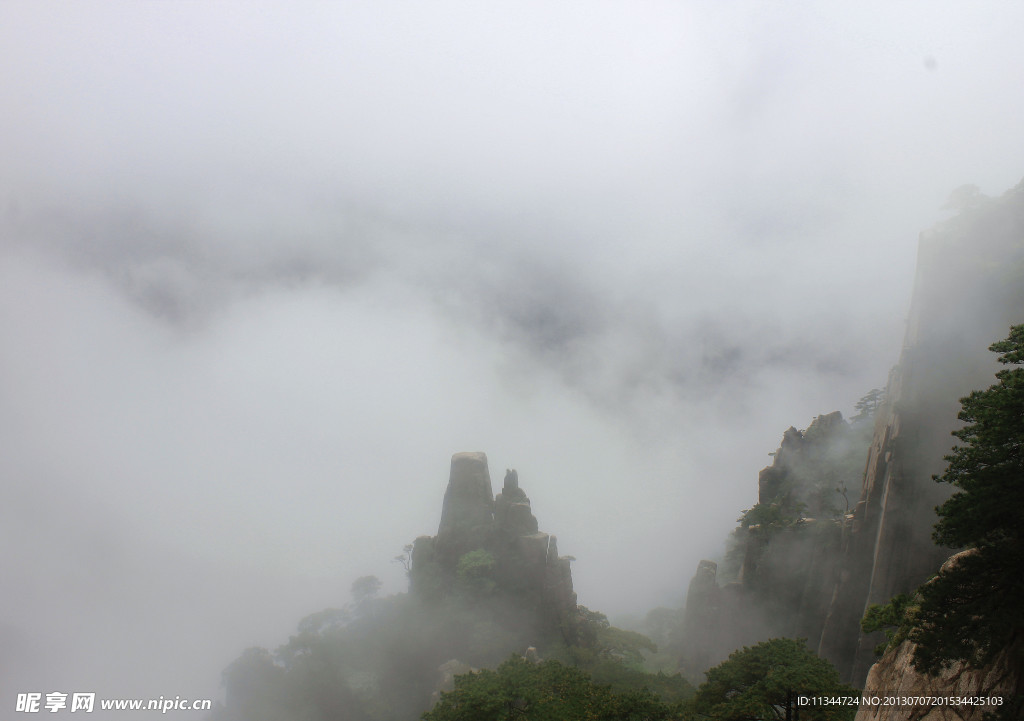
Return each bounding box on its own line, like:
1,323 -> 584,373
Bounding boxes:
679,179 -> 1024,688
819,180 -> 1024,685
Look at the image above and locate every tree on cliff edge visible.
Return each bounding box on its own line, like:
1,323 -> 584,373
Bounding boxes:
911,324 -> 1024,674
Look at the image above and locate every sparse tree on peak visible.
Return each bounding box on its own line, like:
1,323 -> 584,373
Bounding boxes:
852,388 -> 884,424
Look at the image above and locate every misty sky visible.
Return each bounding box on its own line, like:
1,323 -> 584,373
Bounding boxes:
3,1 -> 1024,715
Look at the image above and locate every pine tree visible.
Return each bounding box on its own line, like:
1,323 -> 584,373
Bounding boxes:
910,325 -> 1024,674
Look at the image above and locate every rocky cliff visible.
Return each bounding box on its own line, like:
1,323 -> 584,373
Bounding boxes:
678,410 -> 871,681
680,178 -> 1024,688
819,180 -> 1024,684
410,452 -> 579,649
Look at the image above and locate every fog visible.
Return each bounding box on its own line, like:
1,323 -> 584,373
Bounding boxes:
2,2 -> 1024,716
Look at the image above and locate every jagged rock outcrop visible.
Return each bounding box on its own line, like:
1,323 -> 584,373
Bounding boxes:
411,453 -> 578,648
758,412 -> 852,511
678,411 -> 869,680
495,468 -> 540,536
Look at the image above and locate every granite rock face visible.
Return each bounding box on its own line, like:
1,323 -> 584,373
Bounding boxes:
854,551 -> 1023,720
855,638 -> 1022,721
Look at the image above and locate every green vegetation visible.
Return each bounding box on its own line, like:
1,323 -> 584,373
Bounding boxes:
427,637 -> 853,721
423,656 -> 680,721
567,606 -> 657,667
749,406 -> 875,532
456,549 -> 497,595
683,638 -> 857,721
860,593 -> 914,656
851,388 -> 884,424
213,547 -> 692,720
540,606 -> 694,707
212,582 -> 447,721
738,500 -> 806,532
910,326 -> 1024,673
